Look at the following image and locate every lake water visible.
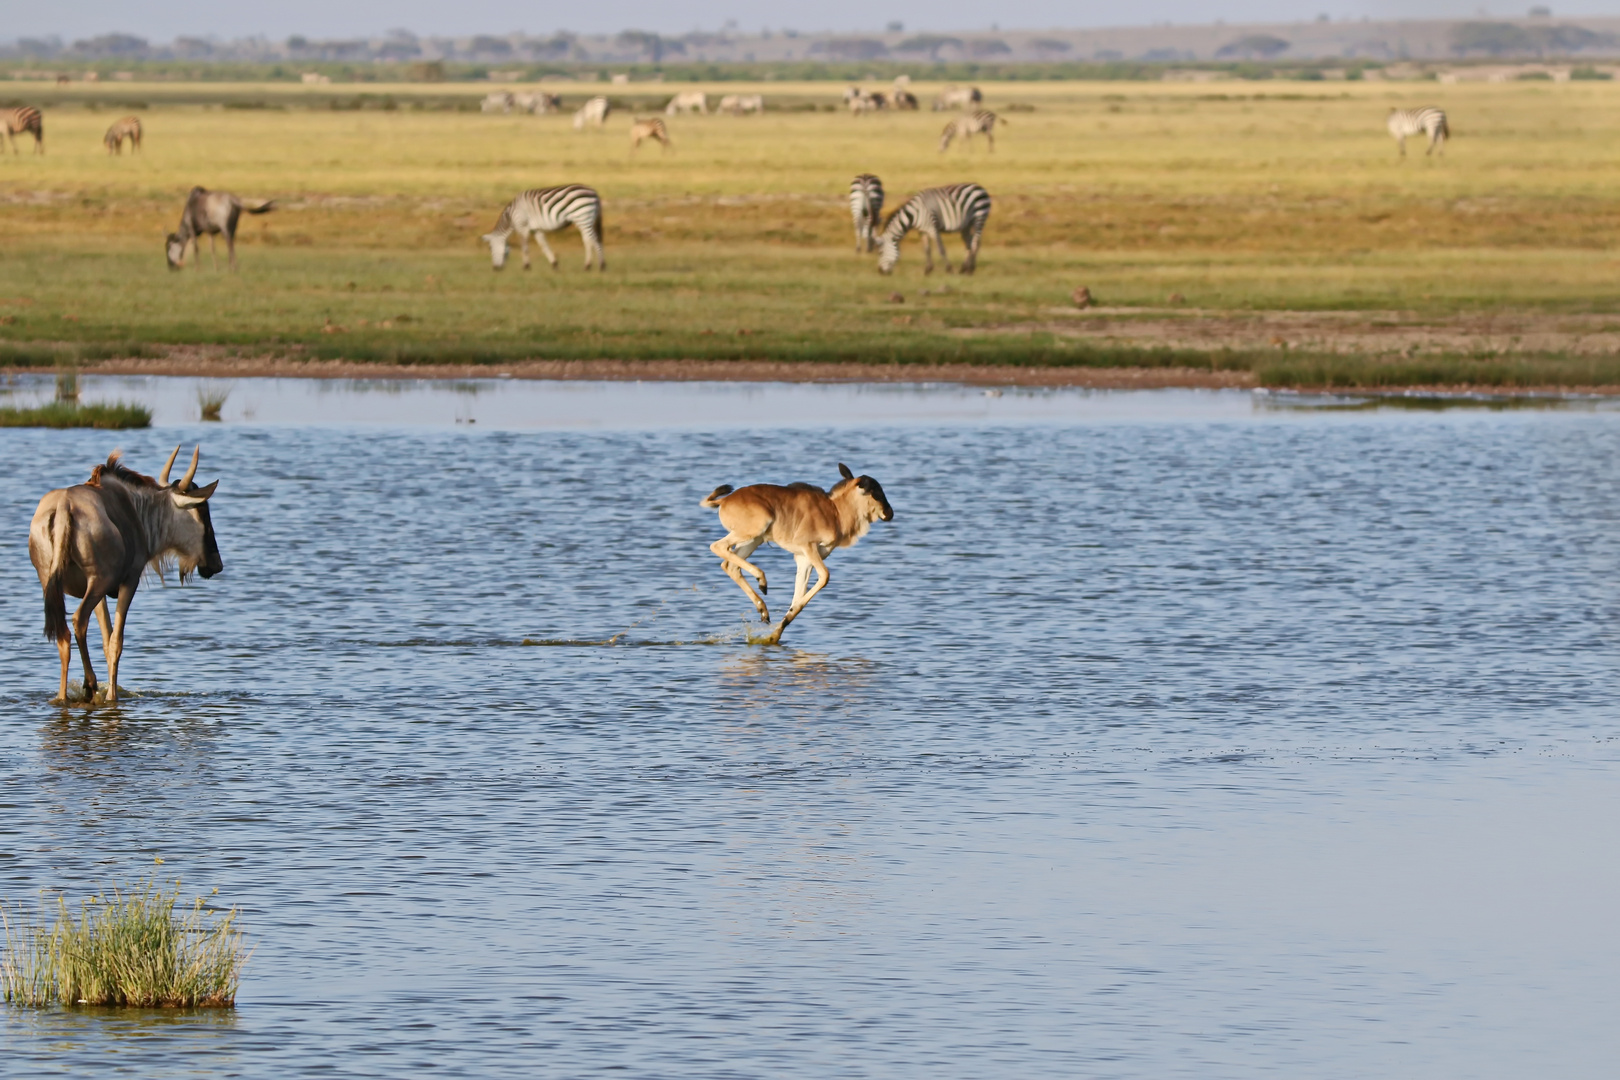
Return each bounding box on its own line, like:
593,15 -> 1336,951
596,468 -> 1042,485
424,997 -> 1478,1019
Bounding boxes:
2,379 -> 1618,1078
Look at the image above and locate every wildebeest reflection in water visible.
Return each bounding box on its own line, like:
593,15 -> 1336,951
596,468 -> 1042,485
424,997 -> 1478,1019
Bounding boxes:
28,446 -> 223,706
702,464 -> 894,645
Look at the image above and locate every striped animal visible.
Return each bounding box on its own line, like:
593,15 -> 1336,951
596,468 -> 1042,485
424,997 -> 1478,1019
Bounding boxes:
630,117 -> 671,151
480,185 -> 605,271
849,173 -> 885,253
877,183 -> 992,276
3,106 -> 43,154
573,96 -> 611,130
1387,106 -> 1449,157
481,91 -> 515,114
103,115 -> 142,155
165,187 -> 277,270
514,91 -> 562,114
939,110 -> 1004,153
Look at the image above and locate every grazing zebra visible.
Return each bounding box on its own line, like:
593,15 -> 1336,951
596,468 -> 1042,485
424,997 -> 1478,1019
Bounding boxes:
939,110 -> 1004,153
165,187 -> 277,271
877,183 -> 992,276
932,86 -> 982,111
481,91 -> 515,114
480,185 -> 605,271
717,93 -> 764,115
573,96 -> 611,130
630,117 -> 671,151
3,106 -> 43,154
103,115 -> 142,155
514,91 -> 562,114
849,173 -> 884,253
1387,106 -> 1449,157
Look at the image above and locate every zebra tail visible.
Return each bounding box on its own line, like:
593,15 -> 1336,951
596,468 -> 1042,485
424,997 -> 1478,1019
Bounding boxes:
246,200 -> 277,215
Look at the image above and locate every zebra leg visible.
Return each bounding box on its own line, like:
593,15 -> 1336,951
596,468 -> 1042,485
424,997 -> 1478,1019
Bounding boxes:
519,232 -> 532,270
535,231 -> 559,270
962,224 -> 982,275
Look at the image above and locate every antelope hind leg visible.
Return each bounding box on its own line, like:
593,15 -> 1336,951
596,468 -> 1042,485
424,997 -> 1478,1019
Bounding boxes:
710,536 -> 771,621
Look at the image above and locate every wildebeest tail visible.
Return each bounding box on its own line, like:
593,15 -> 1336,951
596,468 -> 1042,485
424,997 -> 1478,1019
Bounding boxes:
41,508 -> 71,643
700,484 -> 734,508
246,200 -> 276,215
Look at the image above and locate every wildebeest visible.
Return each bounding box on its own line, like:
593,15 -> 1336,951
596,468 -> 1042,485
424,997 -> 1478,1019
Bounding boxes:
701,463 -> 894,644
165,186 -> 277,270
630,117 -> 672,152
103,115 -> 142,154
29,446 -> 223,706
573,96 -> 611,130
665,90 -> 708,115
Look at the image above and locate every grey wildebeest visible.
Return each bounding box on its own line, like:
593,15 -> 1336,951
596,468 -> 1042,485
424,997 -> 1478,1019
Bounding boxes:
29,446 -> 223,705
701,463 -> 893,644
165,186 -> 277,270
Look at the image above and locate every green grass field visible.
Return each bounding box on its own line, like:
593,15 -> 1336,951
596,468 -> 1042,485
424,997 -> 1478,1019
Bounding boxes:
5,79 -> 1620,386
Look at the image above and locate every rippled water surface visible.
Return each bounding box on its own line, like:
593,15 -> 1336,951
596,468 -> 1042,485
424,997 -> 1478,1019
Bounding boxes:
2,382 -> 1619,1078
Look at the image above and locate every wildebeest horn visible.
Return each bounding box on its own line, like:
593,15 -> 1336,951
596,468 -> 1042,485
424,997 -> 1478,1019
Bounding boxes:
178,446 -> 199,491
159,444 -> 181,485
838,463 -> 854,480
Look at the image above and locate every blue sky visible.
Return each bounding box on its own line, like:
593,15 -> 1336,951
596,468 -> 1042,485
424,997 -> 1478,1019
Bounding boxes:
16,1 -> 1620,43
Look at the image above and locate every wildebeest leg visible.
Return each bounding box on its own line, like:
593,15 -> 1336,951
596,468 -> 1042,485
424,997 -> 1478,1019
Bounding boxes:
209,234 -> 218,271
779,550 -> 831,634
226,229 -> 237,270
53,634 -> 71,705
535,231 -> 559,270
99,586 -> 134,705
710,534 -> 770,621
72,591 -> 103,702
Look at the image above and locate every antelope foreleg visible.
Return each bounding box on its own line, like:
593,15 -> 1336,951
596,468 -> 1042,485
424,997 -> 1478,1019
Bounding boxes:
779,551 -> 831,634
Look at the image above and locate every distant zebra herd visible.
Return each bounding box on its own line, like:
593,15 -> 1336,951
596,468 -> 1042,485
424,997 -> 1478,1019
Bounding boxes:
0,93 -> 1454,281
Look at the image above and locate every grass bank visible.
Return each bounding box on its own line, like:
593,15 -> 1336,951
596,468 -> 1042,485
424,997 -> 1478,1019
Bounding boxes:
4,80 -> 1620,387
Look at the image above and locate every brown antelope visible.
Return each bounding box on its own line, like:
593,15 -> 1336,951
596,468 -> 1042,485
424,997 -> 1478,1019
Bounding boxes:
166,186 -> 277,270
701,463 -> 894,643
630,117 -> 671,151
29,446 -> 223,706
104,115 -> 142,154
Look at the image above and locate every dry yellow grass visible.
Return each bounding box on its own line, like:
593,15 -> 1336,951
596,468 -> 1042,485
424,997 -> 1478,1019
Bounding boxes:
3,78 -> 1620,384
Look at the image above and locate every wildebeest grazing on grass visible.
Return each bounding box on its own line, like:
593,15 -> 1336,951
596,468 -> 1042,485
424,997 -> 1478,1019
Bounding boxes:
166,186 -> 277,270
481,184 -> 605,271
103,115 -> 142,154
29,446 -> 223,706
701,463 -> 894,644
3,105 -> 43,154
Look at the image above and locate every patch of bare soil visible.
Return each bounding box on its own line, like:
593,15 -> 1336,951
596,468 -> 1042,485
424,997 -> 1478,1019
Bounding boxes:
965,307 -> 1620,357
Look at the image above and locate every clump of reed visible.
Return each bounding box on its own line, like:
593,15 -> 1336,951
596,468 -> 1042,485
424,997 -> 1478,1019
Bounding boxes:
1,876 -> 250,1008
196,381 -> 231,422
0,400 -> 151,429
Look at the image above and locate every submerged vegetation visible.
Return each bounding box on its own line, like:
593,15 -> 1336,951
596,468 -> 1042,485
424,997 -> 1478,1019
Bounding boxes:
1,876 -> 250,1008
4,79 -> 1620,387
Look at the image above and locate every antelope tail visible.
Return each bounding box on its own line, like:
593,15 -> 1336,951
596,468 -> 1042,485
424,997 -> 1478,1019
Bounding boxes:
700,484 -> 734,508
41,508 -> 71,643
246,200 -> 277,215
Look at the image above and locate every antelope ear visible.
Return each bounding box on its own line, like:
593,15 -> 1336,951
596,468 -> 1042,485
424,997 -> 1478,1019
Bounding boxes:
838,463 -> 854,480
171,479 -> 218,507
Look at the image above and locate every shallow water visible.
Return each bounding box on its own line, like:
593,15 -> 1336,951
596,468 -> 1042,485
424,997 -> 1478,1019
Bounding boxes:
2,382 -> 1618,1077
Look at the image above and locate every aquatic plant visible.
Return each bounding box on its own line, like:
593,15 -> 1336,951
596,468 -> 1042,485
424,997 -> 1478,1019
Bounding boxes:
197,382 -> 231,422
54,367 -> 79,403
1,876 -> 250,1008
0,401 -> 152,429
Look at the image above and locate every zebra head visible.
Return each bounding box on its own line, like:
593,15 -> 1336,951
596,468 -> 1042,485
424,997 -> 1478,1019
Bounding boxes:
876,223 -> 903,275
480,230 -> 511,270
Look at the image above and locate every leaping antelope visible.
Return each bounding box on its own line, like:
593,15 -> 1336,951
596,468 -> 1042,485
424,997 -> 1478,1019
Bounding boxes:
29,446 -> 223,706
702,463 -> 894,644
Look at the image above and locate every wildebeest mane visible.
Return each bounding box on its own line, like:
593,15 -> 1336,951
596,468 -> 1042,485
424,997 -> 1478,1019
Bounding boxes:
88,451 -> 160,489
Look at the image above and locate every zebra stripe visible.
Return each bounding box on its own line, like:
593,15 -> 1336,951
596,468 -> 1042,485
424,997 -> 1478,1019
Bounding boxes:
482,184 -> 605,271
939,110 -> 1002,153
3,106 -> 43,154
1387,106 -> 1448,157
877,183 -> 992,276
849,173 -> 884,253
104,115 -> 142,155
630,117 -> 671,151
